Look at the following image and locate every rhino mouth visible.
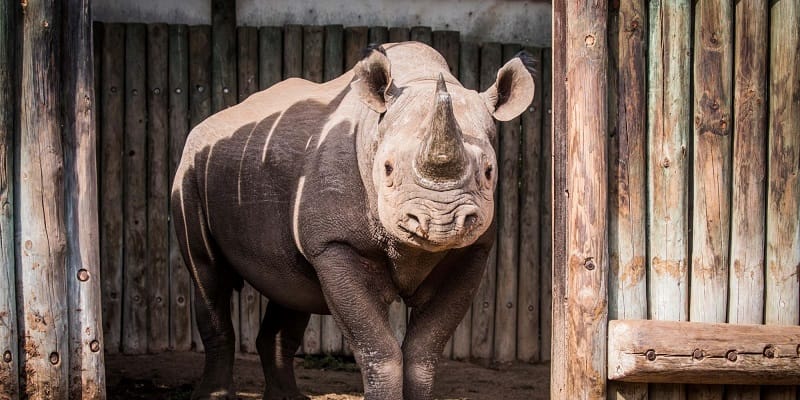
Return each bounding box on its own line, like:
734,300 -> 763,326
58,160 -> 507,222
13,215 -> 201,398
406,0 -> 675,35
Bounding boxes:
396,211 -> 481,248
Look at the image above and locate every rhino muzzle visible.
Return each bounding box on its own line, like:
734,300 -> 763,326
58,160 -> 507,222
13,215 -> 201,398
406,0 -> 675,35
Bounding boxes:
413,73 -> 469,188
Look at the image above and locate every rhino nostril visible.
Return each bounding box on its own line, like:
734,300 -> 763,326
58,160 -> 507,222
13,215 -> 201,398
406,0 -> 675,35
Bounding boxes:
404,213 -> 429,238
455,212 -> 479,231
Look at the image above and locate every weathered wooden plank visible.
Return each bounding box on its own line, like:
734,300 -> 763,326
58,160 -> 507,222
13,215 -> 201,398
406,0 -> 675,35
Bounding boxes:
0,0 -> 17,397
559,0 -> 610,396
607,0 -> 648,396
283,25 -> 303,79
450,41 -> 479,361
538,48 -> 553,364
19,0 -> 69,396
410,26 -> 432,46
608,320 -> 800,385
368,26 -> 388,45
146,23 -> 170,354
301,24 -> 323,356
63,3 -> 106,397
122,23 -> 149,355
99,22 -> 125,356
517,46 -> 542,364
258,27 -> 282,90
188,25 -> 211,352
344,26 -> 368,70
470,42 -> 502,362
211,0 -> 236,112
388,27 -> 409,43
765,1 -> 800,399
727,1 -> 768,398
492,43 -> 522,364
647,2 -> 692,398
432,31 -> 459,77
237,26 -> 260,354
168,24 -> 193,352
321,24 -> 345,355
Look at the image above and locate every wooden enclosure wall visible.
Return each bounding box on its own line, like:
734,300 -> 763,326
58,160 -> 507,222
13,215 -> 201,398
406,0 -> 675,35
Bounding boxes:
94,22 -> 553,364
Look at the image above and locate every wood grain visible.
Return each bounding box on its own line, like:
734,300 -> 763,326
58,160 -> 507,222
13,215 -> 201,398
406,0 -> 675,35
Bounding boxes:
538,48 -> 553,364
258,27 -> 282,90
211,0 -> 236,112
283,25 -> 303,79
368,26 -> 388,45
410,26 -> 432,46
343,26 -> 367,70
432,31 -> 459,77
388,27 -> 409,43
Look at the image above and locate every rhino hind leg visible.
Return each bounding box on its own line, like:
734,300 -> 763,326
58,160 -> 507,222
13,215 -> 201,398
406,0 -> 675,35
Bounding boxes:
257,301 -> 311,400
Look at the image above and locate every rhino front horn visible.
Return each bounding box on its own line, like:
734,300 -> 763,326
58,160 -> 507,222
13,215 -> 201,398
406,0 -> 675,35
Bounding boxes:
414,73 -> 468,184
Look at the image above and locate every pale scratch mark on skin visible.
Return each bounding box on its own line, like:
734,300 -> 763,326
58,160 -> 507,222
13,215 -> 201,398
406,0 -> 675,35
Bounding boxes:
179,187 -> 208,302
237,123 -> 260,205
304,135 -> 313,151
262,111 -> 286,163
197,206 -> 216,264
204,144 -> 215,234
317,114 -> 349,148
292,176 -> 307,258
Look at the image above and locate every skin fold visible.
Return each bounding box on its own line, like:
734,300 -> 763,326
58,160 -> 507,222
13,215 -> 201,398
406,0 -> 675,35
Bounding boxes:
171,41 -> 534,400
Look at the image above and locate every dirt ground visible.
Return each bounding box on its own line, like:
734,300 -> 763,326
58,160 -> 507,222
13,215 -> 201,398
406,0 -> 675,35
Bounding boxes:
106,352 -> 550,400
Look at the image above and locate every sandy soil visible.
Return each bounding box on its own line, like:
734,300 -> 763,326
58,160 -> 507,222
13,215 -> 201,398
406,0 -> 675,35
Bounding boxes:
105,352 -> 550,400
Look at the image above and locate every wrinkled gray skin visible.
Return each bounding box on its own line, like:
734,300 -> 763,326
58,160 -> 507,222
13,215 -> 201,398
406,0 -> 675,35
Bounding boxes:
172,42 -> 534,400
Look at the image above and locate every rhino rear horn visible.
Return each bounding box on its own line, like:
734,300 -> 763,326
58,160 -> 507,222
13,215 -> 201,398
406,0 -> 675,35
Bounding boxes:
352,47 -> 394,113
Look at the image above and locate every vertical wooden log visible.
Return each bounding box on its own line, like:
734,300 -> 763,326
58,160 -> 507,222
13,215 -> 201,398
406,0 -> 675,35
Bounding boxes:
410,26 -> 432,46
471,42 -> 502,362
168,24 -> 192,352
19,0 -> 69,396
647,1 -> 691,398
283,25 -> 303,79
368,26 -> 388,45
301,24 -> 323,356
727,1 -> 767,399
188,25 -> 211,352
553,0 -> 609,396
344,26 -> 368,70
539,48 -> 553,363
99,23 -> 125,355
493,43 -> 522,364
388,27 -> 409,43
432,31 -> 459,77
0,1 -> 18,397
517,47 -> 543,364
607,0 -> 648,397
451,41 -> 479,361
764,1 -> 800,399
122,23 -> 148,355
690,1 -> 733,396
63,1 -> 106,397
146,23 -> 170,354
321,24 -> 345,355
237,26 -> 260,354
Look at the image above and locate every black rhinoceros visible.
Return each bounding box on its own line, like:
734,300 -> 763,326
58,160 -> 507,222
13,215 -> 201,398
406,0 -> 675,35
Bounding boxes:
172,41 -> 534,400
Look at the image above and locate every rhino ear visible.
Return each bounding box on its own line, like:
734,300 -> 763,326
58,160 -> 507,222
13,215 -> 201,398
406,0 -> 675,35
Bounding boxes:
353,47 -> 394,113
481,53 -> 535,122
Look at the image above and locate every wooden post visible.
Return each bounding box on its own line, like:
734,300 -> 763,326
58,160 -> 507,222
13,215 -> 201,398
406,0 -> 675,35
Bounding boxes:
188,24 -> 211,352
388,27 -> 409,43
539,48 -> 552,363
471,42 -> 501,362
493,43 -> 522,364
168,24 -> 193,352
647,0 -> 692,398
122,23 -> 148,355
410,26 -> 432,46
321,24 -> 345,355
728,1 -> 767,399
283,25 -> 303,79
63,0 -> 106,397
146,23 -> 170,354
368,26 -> 388,45
517,46 -> 543,364
301,24 -> 323,356
765,1 -> 800,399
551,0 -> 609,397
432,31 -> 459,77
450,41 -> 479,361
237,26 -> 260,354
19,0 -> 69,396
0,0 -> 17,397
344,26 -> 368,70
607,0 -> 648,396
99,23 -> 125,355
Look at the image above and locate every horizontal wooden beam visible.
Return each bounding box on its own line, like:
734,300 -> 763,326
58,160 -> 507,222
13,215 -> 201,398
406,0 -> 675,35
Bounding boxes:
608,319 -> 800,385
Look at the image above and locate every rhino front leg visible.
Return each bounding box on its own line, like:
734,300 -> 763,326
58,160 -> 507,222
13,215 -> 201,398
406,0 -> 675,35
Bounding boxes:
311,244 -> 403,400
402,246 -> 491,400
257,301 -> 311,400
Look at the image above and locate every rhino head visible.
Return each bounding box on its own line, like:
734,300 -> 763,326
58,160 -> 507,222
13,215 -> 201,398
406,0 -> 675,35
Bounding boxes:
352,43 -> 535,252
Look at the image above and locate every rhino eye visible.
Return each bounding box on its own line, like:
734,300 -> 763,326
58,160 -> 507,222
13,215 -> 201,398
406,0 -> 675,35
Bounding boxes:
384,161 -> 394,176
484,165 -> 493,180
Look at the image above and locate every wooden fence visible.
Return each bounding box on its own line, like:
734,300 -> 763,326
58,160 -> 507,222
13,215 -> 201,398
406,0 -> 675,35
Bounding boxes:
94,22 -> 553,364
